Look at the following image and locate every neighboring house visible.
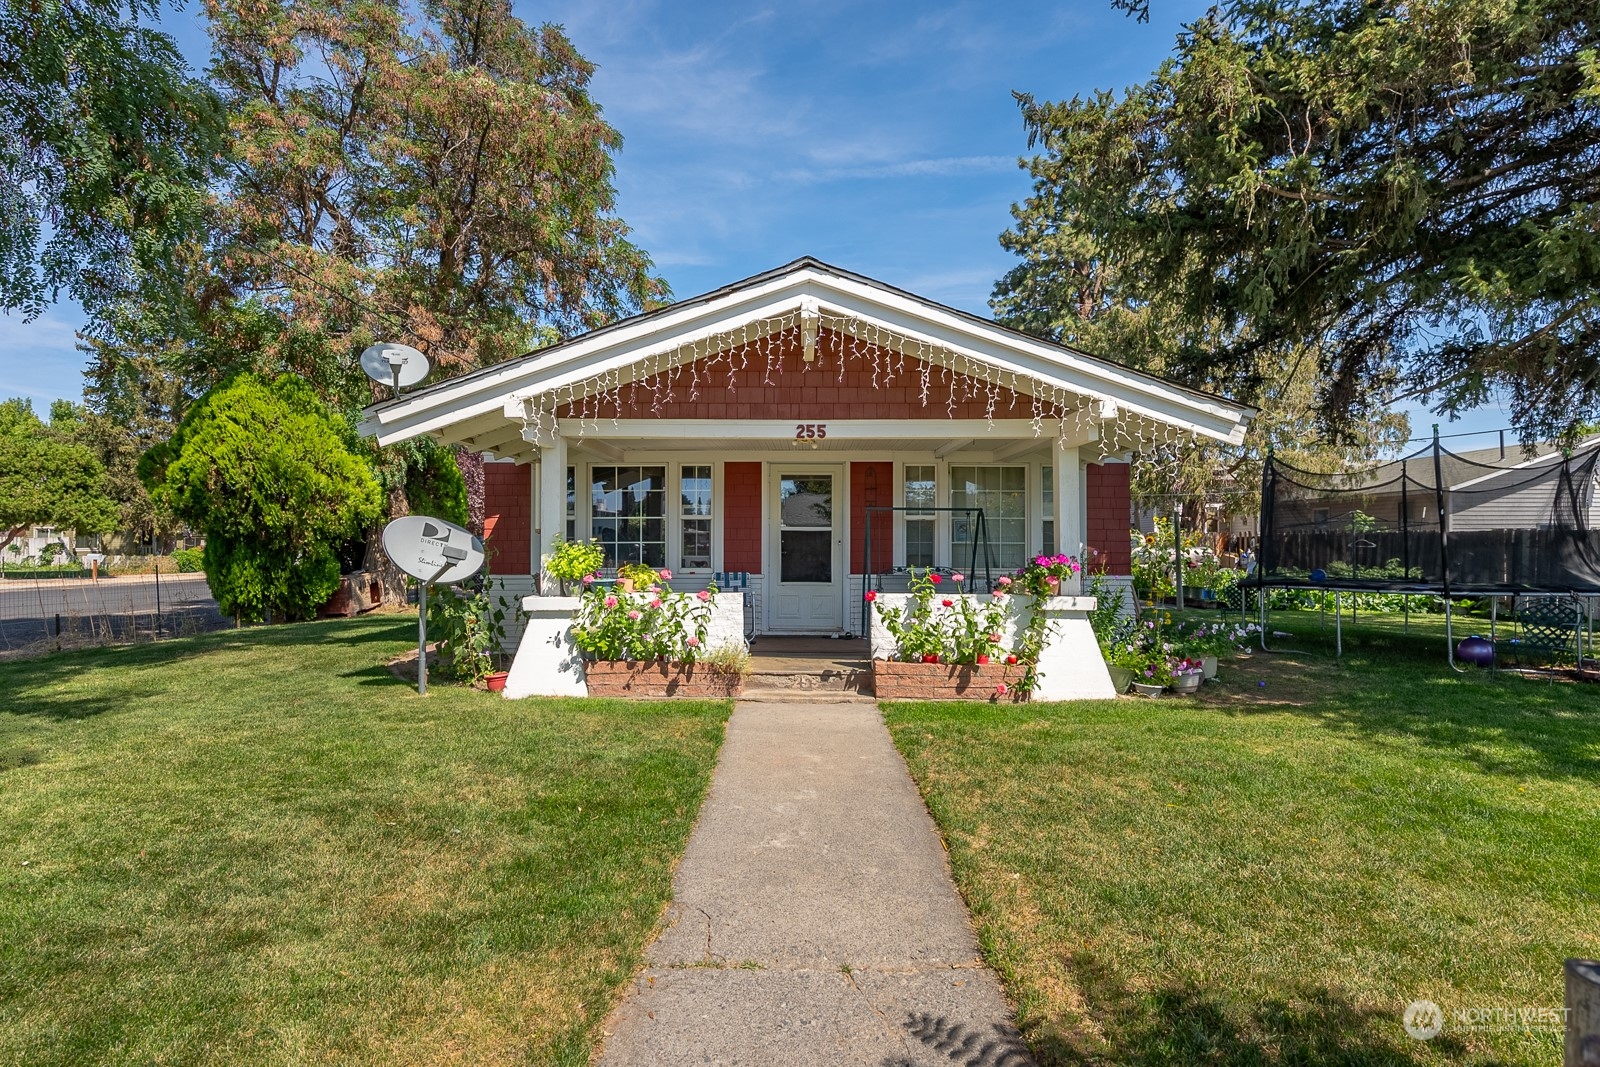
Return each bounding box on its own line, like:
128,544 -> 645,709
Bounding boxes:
359,258 -> 1253,636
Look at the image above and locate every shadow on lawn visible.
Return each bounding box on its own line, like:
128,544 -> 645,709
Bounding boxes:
0,617 -> 415,720
1197,645 -> 1600,782
1030,950 -> 1465,1067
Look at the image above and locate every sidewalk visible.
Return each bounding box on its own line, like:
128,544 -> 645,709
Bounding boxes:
597,700 -> 1033,1067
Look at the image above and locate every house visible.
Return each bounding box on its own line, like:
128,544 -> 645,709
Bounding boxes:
358,258 -> 1253,638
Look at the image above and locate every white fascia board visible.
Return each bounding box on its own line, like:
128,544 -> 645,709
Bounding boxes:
361,265 -> 1252,447
556,418 -> 1094,442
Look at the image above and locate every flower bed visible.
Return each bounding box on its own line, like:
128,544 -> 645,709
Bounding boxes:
583,660 -> 743,699
873,660 -> 1028,703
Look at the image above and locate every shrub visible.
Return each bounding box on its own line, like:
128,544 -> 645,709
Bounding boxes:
171,547 -> 204,573
142,374 -> 382,623
428,581 -> 517,684
571,575 -> 715,662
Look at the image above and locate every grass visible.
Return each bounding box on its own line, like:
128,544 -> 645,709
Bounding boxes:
0,615 -> 731,1066
886,610 -> 1600,1066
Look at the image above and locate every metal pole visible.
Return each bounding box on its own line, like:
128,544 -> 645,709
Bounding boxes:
418,581 -> 428,696
1173,503 -> 1184,610
1335,591 -> 1343,658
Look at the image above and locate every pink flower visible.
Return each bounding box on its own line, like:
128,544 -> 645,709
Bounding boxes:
686,636 -> 700,647
952,572 -> 965,582
696,589 -> 712,602
864,590 -> 877,602
995,682 -> 1009,696
659,569 -> 673,580
996,575 -> 1013,586
989,632 -> 1002,643
604,595 -> 618,608
648,584 -> 660,593
627,610 -> 641,621
992,589 -> 1007,599
581,574 -> 595,585
650,598 -> 663,609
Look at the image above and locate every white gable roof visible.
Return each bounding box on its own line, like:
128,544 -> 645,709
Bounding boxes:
358,257 -> 1253,451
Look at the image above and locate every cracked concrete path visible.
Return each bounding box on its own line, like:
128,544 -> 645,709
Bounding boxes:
597,701 -> 1033,1067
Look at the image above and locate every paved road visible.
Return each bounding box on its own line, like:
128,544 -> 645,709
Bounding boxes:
0,574 -> 227,650
598,701 -> 1032,1067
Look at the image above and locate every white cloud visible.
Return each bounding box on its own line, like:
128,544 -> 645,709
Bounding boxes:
0,306 -> 87,408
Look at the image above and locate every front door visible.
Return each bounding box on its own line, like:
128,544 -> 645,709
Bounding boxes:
769,467 -> 843,633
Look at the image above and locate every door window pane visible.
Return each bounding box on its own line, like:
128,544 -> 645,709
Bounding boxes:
781,530 -> 832,582
950,466 -> 1027,571
590,466 -> 666,567
780,477 -> 832,528
904,464 -> 935,568
779,475 -> 833,582
680,465 -> 712,569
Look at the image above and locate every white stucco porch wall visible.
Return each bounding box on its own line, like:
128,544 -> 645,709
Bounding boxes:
502,591 -> 746,699
868,591 -> 1115,701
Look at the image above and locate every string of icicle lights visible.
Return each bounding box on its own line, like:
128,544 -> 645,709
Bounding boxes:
514,306 -> 1192,458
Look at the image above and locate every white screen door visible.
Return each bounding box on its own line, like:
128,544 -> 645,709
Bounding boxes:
769,468 -> 842,632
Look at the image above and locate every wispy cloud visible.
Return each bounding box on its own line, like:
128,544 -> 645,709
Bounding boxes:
0,307 -> 86,408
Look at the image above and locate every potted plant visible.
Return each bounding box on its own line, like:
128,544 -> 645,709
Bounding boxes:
1106,644 -> 1144,694
1011,554 -> 1083,598
428,580 -> 519,689
571,575 -> 734,696
869,569 -> 1046,700
615,561 -> 660,594
1170,657 -> 1204,694
1131,652 -> 1169,697
545,536 -> 605,595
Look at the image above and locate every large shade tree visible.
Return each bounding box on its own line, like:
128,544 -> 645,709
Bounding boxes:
0,399 -> 118,554
998,0 -> 1600,445
0,0 -> 221,317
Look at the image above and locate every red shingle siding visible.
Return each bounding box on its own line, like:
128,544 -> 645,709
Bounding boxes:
482,463 -> 530,575
722,462 -> 763,572
556,327 -> 1063,422
850,462 -> 893,575
1086,462 -> 1132,574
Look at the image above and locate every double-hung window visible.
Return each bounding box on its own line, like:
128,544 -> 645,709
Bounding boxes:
1042,466 -> 1055,557
679,465 -> 713,570
590,466 -> 666,567
903,465 -> 935,569
950,466 -> 1027,571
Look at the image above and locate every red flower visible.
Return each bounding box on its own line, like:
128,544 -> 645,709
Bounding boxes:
929,574 -> 942,584
1005,654 -> 1018,665
863,590 -> 877,602
941,598 -> 953,608
921,653 -> 940,664
976,654 -> 990,665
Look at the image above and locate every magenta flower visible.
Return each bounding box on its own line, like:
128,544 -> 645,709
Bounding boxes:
604,595 -> 618,609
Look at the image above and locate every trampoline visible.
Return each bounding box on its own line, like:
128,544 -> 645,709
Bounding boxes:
1253,433 -> 1600,670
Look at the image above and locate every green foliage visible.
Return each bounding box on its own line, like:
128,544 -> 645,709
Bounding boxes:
427,581 -> 517,684
170,546 -> 204,573
545,536 -> 606,593
0,398 -> 118,553
870,570 -> 1051,692
998,0 -> 1600,444
145,374 -> 382,622
0,0 -> 222,317
571,578 -> 716,663
402,441 -> 470,529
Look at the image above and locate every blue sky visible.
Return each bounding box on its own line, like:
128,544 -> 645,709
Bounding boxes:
2,0 -> 1513,445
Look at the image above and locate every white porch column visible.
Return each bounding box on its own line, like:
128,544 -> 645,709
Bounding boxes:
534,427 -> 566,581
1053,443 -> 1084,584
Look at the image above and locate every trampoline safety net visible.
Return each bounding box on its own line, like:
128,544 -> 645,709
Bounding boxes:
1259,441 -> 1600,593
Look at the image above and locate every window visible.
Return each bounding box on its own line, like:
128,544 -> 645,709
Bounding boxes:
590,466 -> 666,567
565,467 -> 576,542
1313,508 -> 1330,528
1041,466 -> 1055,557
950,466 -> 1027,571
903,465 -> 935,569
680,465 -> 713,569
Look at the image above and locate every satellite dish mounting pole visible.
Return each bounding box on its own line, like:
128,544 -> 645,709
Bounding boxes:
417,561 -> 451,696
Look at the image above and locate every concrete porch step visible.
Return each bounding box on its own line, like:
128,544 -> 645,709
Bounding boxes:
737,690 -> 878,704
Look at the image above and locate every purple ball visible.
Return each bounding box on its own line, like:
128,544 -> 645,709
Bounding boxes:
1456,635 -> 1495,667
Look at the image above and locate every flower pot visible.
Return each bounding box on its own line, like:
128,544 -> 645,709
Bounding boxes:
485,670 -> 510,693
1171,673 -> 1202,695
1200,655 -> 1218,680
616,577 -> 636,593
1107,665 -> 1134,694
1132,681 -> 1164,698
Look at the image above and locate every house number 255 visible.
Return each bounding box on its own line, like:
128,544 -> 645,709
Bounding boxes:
794,423 -> 827,439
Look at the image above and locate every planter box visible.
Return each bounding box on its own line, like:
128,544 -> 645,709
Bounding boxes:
873,660 -> 1029,702
583,660 -> 743,699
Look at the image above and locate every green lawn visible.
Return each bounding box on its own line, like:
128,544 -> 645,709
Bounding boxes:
887,614 -> 1600,1066
0,616 -> 730,1066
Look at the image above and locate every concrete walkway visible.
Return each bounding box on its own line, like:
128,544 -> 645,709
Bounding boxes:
598,701 -> 1033,1067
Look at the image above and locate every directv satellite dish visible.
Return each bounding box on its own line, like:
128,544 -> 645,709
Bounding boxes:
382,514 -> 486,695
360,342 -> 430,394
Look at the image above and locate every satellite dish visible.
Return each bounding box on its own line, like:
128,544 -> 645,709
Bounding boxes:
360,342 -> 430,393
382,515 -> 485,586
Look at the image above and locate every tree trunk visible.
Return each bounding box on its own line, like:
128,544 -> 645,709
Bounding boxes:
456,447 -> 485,536
366,483 -> 412,608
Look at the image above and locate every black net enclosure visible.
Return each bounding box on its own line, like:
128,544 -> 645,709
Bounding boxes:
1259,438 -> 1600,594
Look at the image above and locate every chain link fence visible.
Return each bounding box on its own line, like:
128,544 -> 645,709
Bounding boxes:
0,568 -> 229,660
